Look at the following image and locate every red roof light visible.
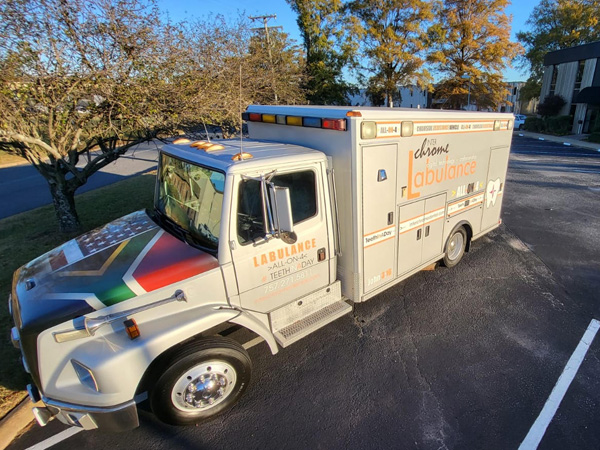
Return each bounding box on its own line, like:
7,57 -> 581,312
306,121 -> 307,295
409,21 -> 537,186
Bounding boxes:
322,118 -> 347,131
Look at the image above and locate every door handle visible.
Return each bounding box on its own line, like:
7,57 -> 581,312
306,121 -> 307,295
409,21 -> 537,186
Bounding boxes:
417,229 -> 422,240
388,212 -> 394,225
425,225 -> 430,237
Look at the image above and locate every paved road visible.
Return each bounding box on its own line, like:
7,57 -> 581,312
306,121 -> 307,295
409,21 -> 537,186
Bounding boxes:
0,142 -> 162,219
7,135 -> 600,450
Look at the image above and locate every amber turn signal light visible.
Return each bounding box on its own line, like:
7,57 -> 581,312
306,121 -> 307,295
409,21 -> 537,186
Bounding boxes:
124,318 -> 140,340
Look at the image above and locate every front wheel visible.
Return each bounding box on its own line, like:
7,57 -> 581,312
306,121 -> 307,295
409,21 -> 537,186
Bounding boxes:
151,337 -> 252,426
442,226 -> 467,268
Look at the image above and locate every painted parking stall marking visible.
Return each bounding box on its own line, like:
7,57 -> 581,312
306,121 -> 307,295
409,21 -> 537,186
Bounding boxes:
519,318 -> 600,450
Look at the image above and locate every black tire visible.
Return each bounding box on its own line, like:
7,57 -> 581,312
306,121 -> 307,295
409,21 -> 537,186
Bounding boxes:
150,337 -> 251,426
442,226 -> 467,268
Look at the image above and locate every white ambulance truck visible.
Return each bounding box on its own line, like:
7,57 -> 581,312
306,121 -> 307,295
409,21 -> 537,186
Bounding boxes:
9,106 -> 513,431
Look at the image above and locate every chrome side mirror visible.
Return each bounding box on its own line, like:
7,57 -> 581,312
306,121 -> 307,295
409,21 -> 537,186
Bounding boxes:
268,184 -> 296,244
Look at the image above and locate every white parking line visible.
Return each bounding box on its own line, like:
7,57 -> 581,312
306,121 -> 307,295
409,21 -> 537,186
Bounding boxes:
519,318 -> 600,450
242,336 -> 265,350
26,427 -> 82,450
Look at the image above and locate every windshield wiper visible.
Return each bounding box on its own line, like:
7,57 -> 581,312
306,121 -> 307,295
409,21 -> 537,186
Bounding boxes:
149,208 -> 217,254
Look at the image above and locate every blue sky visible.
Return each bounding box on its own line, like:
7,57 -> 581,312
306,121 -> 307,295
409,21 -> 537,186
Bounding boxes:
158,0 -> 539,83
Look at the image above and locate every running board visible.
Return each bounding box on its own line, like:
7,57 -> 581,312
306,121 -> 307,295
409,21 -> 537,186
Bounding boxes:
273,300 -> 351,348
270,281 -> 351,348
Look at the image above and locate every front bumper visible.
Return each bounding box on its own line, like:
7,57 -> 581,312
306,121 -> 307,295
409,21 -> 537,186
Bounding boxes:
33,396 -> 139,432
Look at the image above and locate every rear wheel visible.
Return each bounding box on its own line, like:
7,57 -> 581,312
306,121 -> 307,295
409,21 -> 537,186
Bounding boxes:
151,337 -> 251,426
442,226 -> 467,268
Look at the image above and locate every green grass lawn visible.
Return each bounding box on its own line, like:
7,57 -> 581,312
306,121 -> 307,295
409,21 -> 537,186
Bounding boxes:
0,172 -> 156,419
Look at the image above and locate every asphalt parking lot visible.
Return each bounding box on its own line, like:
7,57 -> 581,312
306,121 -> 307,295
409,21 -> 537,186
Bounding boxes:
6,135 -> 600,450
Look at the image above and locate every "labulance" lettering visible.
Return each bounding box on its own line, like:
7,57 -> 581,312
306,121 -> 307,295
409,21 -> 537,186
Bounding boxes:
253,238 -> 317,267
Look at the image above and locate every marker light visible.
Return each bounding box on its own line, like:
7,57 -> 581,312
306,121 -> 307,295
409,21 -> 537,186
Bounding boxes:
303,117 -> 322,128
173,138 -> 191,144
347,111 -> 362,117
232,152 -> 254,161
204,144 -> 225,152
286,116 -> 303,126
494,120 -> 501,131
242,110 -> 347,131
507,120 -> 514,130
361,121 -> 377,139
401,121 -> 414,137
322,118 -> 347,131
124,318 -> 140,340
190,142 -> 225,152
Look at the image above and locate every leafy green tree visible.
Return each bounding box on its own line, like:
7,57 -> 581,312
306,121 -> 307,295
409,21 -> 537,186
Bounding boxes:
520,78 -> 542,103
518,0 -> 600,82
172,15 -> 305,133
248,28 -> 306,106
348,0 -> 433,108
286,0 -> 355,105
428,0 -> 521,110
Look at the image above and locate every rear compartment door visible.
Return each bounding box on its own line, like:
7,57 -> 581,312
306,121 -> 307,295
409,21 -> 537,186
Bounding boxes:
397,200 -> 425,276
397,193 -> 446,275
362,144 -> 398,293
481,146 -> 510,231
421,193 -> 446,263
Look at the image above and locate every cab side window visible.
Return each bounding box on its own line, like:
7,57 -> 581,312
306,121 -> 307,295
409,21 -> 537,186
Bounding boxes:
237,170 -> 317,245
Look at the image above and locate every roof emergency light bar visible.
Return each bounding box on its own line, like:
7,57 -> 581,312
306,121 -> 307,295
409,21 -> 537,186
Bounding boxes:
242,112 -> 348,132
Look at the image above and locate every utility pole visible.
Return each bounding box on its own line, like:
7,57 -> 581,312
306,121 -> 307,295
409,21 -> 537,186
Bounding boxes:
249,14 -> 282,104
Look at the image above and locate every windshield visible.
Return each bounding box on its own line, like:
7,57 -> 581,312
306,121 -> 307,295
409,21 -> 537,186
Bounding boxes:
155,153 -> 225,252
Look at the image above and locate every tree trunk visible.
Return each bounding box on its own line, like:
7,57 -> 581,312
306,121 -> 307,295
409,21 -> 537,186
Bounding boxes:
49,182 -> 81,233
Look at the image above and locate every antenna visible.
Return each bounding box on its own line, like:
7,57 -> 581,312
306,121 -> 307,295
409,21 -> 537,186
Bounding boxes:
239,64 -> 243,160
202,120 -> 211,143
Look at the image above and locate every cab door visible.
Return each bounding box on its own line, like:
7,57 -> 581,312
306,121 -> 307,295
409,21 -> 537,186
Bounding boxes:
229,165 -> 331,314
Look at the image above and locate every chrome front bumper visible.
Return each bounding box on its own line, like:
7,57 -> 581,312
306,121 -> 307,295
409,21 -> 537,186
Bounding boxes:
33,395 -> 139,432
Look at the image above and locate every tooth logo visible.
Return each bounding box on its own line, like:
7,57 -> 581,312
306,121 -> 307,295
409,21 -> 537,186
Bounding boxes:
486,178 -> 501,207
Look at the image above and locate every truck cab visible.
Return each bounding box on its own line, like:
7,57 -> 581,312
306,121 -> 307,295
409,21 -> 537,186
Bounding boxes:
10,137 -> 349,430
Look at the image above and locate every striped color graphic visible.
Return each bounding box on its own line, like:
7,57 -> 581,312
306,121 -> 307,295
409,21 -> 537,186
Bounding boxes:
447,193 -> 485,217
399,207 -> 445,235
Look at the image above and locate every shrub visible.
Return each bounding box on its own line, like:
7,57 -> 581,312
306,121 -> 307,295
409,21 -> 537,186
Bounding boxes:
545,115 -> 572,135
523,117 -> 545,132
537,95 -> 566,117
589,132 -> 600,143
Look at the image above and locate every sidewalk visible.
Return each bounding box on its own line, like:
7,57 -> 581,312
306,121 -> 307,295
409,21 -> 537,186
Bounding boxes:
516,130 -> 600,151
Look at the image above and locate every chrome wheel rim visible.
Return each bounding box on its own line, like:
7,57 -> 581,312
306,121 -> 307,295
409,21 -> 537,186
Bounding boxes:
171,361 -> 236,411
447,233 -> 464,261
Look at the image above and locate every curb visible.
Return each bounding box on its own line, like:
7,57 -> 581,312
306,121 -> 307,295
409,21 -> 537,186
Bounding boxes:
0,161 -> 28,169
0,398 -> 39,450
515,131 -> 600,152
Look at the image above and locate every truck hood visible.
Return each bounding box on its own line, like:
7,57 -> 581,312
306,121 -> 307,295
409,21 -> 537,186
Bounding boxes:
13,210 -> 219,332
